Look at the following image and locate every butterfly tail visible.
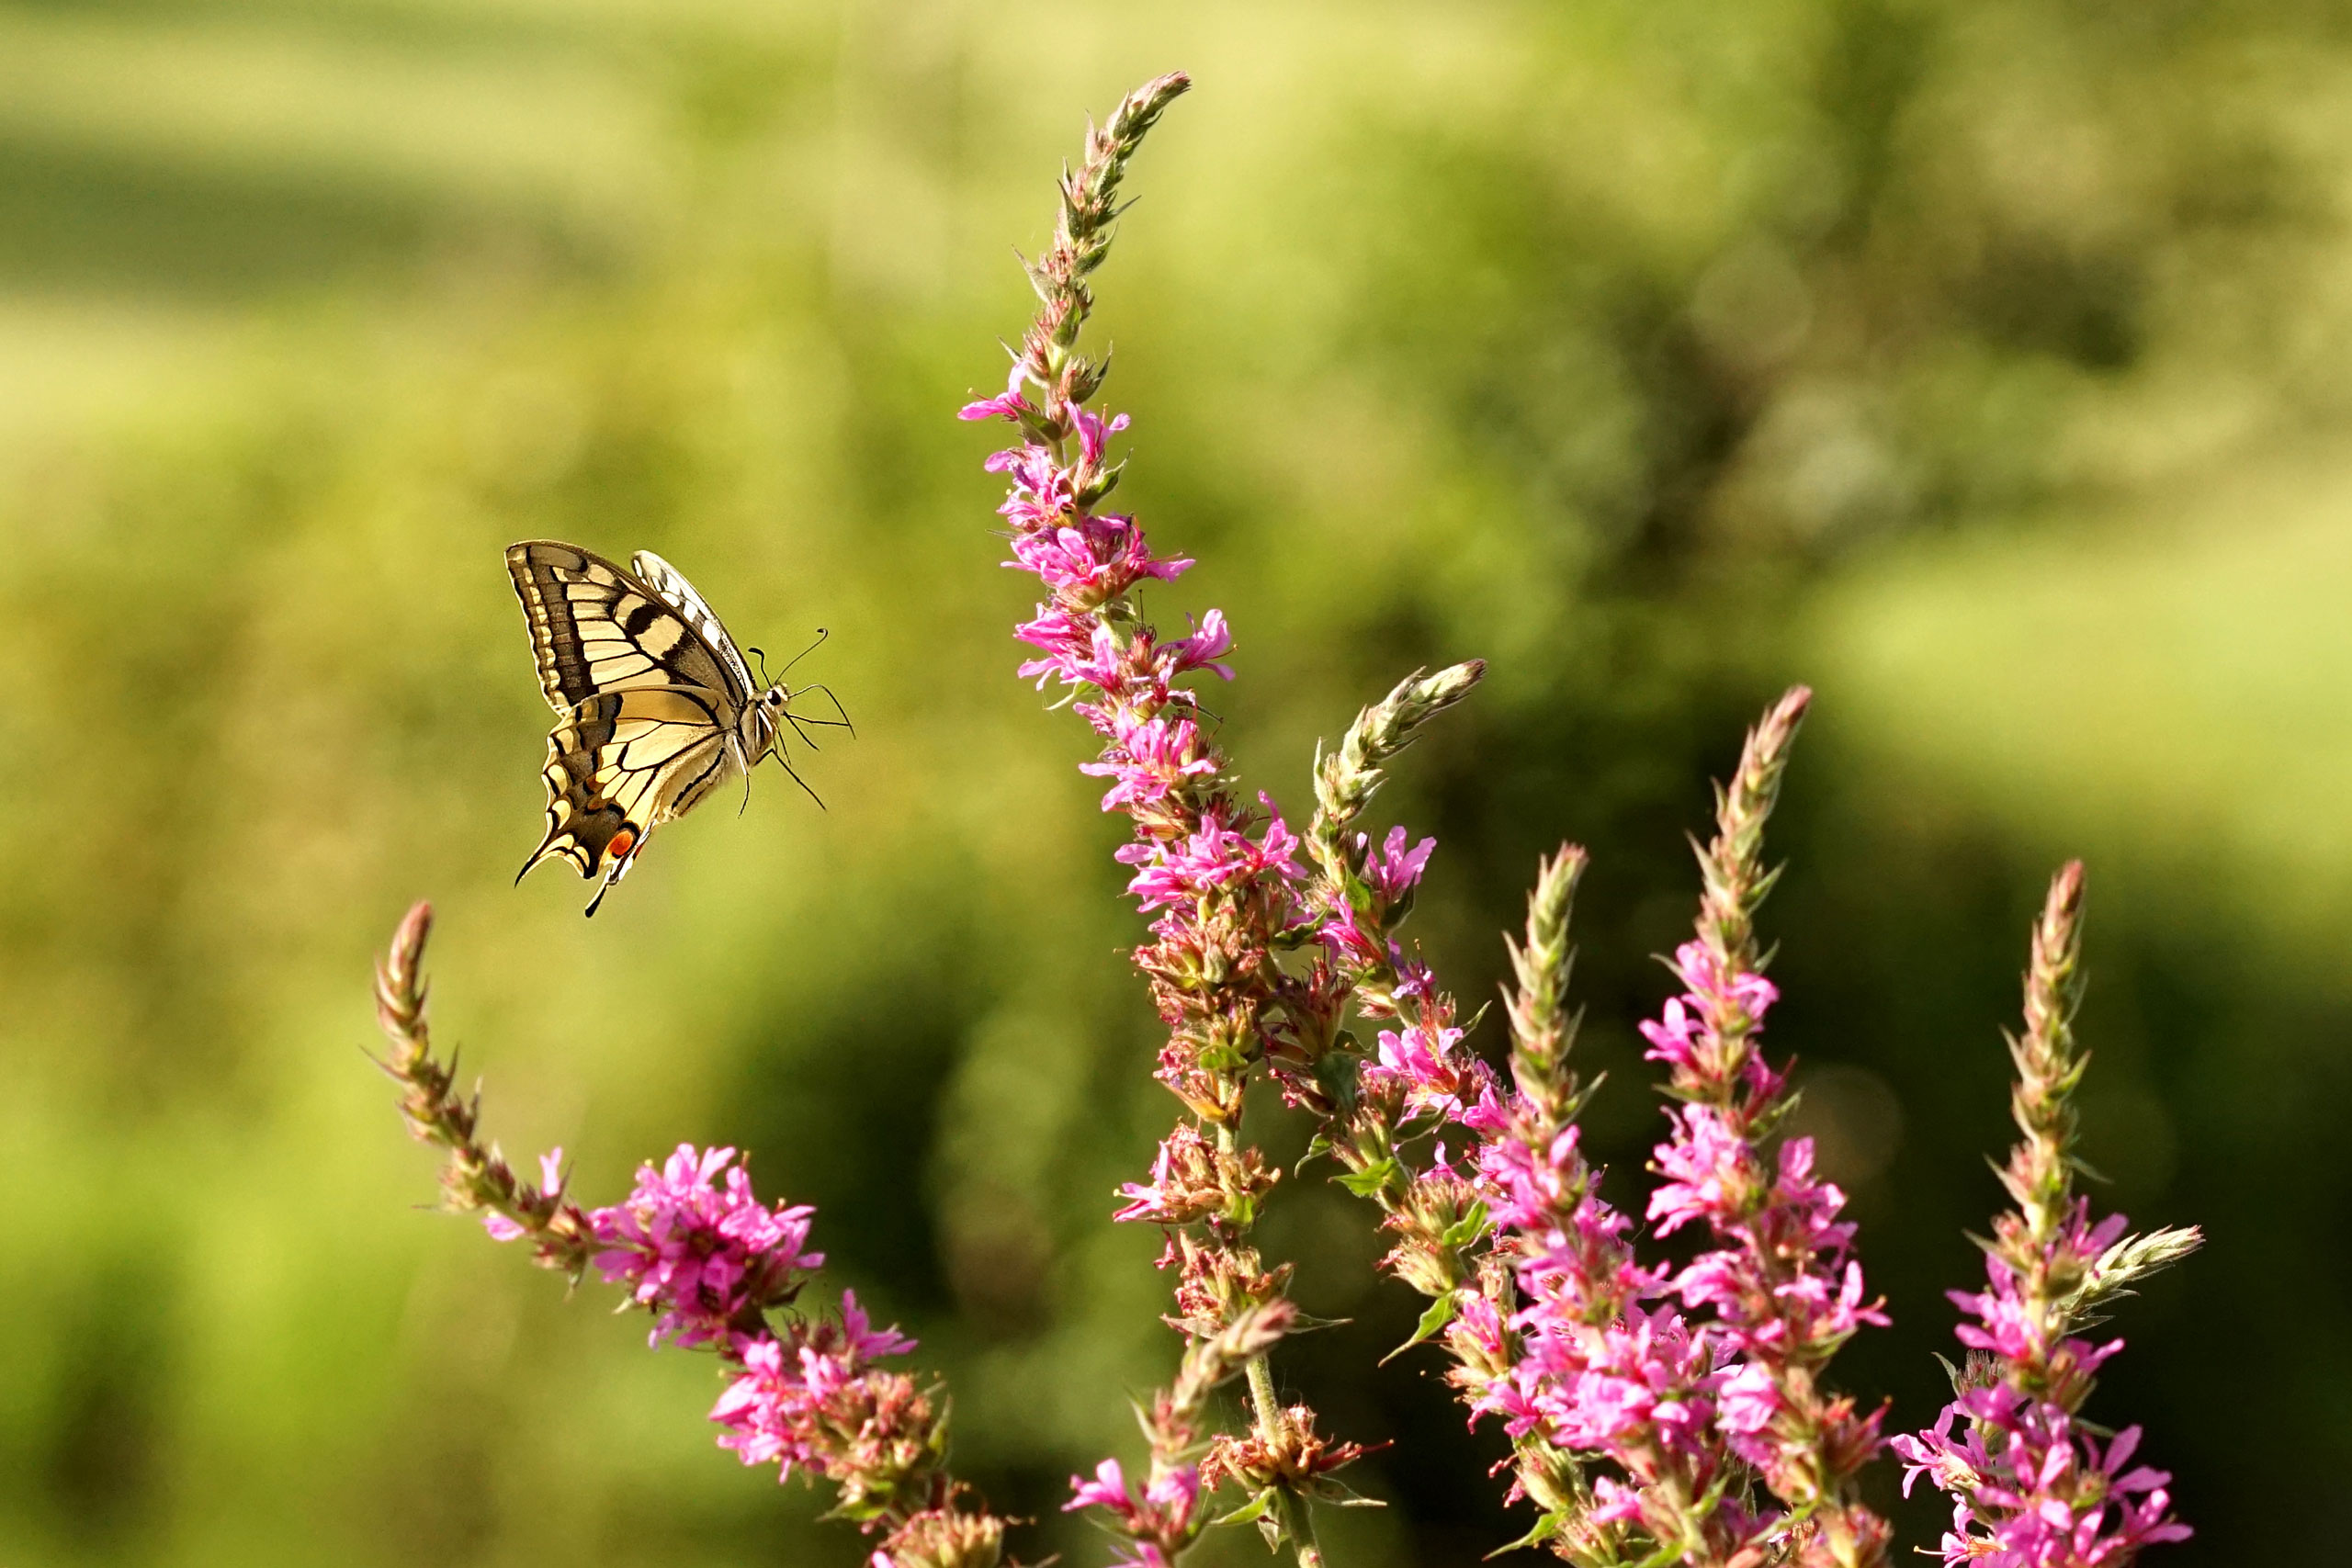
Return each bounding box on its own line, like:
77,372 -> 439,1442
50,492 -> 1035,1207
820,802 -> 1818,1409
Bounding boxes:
581,837 -> 646,918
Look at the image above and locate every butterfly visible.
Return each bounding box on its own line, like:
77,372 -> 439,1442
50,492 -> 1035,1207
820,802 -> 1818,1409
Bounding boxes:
505,541 -> 842,915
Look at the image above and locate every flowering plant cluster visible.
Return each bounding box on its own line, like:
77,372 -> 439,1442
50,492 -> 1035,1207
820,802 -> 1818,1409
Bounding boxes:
1453,699 -> 1887,1568
370,70 -> 2200,1568
373,905 -> 1008,1568
1890,866 -> 2200,1567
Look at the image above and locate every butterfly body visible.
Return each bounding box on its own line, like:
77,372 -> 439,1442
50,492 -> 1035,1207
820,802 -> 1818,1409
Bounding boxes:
506,541 -> 801,915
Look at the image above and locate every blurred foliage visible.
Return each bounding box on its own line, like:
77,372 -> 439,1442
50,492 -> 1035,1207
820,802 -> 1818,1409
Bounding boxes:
1,1 -> 2347,1564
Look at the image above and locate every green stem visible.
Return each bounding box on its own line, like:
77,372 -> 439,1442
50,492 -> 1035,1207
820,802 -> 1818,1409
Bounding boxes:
1244,1348 -> 1280,1424
1275,1486 -> 1327,1568
1241,1351 -> 1328,1567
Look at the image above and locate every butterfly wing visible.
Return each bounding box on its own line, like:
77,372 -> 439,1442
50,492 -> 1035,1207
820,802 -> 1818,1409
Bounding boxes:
506,541 -> 741,714
507,540 -> 770,915
518,684 -> 743,916
630,549 -> 757,705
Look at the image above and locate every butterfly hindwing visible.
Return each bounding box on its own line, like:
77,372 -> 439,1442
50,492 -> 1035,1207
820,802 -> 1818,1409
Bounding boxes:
506,541 -> 739,714
518,684 -> 741,912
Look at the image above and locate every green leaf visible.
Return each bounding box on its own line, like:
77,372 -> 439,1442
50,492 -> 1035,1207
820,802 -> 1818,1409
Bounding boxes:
1382,1289 -> 1460,1365
1212,1489 -> 1278,1530
1440,1198 -> 1491,1251
1336,1156 -> 1400,1198
1486,1507 -> 1566,1558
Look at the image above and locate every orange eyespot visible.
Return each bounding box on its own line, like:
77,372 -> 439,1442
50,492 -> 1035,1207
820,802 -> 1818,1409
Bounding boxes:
605,826 -> 639,862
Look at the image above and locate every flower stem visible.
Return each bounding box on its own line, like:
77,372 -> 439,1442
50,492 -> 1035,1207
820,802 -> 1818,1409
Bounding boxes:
1274,1488 -> 1327,1568
1244,1345 -> 1281,1427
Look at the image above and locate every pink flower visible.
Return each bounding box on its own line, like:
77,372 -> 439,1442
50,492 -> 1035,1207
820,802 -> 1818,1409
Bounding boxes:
1064,1454 -> 1201,1566
1163,610 -> 1234,681
1894,1388 -> 2191,1566
958,363 -> 1037,423
1358,825 -> 1435,903
983,441 -> 1059,494
587,1144 -> 820,1347
1073,407 -> 1130,466
1005,514 -> 1187,605
1066,1457 -> 1136,1515
1716,1359 -> 1781,1438
1588,1476 -> 1646,1527
1013,606 -> 1101,689
708,1292 -> 919,1483
1078,713 -> 1219,811
1116,805 -> 1303,913
1363,1017 -> 1489,1122
1646,1103 -> 1757,1236
834,1288 -> 919,1363
1639,943 -> 1786,1100
1669,940 -> 1778,1022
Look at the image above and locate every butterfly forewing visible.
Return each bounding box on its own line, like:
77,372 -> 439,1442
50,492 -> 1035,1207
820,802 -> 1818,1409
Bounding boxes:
506,542 -> 738,712
630,549 -> 756,706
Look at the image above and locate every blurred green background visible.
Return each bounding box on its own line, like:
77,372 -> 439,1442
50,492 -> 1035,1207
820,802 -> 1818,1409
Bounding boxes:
3,2 -> 2346,1563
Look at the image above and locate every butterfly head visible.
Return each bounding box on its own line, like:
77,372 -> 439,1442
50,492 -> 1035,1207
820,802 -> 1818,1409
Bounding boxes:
752,684 -> 793,758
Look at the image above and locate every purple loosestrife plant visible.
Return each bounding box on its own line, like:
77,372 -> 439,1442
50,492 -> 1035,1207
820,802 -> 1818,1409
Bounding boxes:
371,67 -> 2202,1568
1473,844 -> 1748,1567
373,904 -> 1012,1568
1633,691 -> 1891,1566
959,70 -> 1403,1568
1891,866 -> 2200,1568
1449,694 -> 1891,1568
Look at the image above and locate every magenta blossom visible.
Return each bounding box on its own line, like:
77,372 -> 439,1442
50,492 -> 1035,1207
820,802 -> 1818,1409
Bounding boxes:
1007,516 -> 1185,610
1078,712 -> 1220,811
957,362 -> 1038,423
1358,825 -> 1435,903
586,1143 -> 820,1348
1364,1015 -> 1492,1123
709,1291 -> 921,1483
1115,803 -> 1303,914
1072,406 -> 1130,465
1064,1456 -> 1203,1534
1894,1387 -> 2190,1567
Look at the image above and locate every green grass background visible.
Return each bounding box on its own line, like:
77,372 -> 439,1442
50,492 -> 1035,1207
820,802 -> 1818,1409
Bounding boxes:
2,3 -> 2346,1563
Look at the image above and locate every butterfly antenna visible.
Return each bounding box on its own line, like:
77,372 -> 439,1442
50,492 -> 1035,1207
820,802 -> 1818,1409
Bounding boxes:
748,645 -> 774,686
780,626 -> 830,677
